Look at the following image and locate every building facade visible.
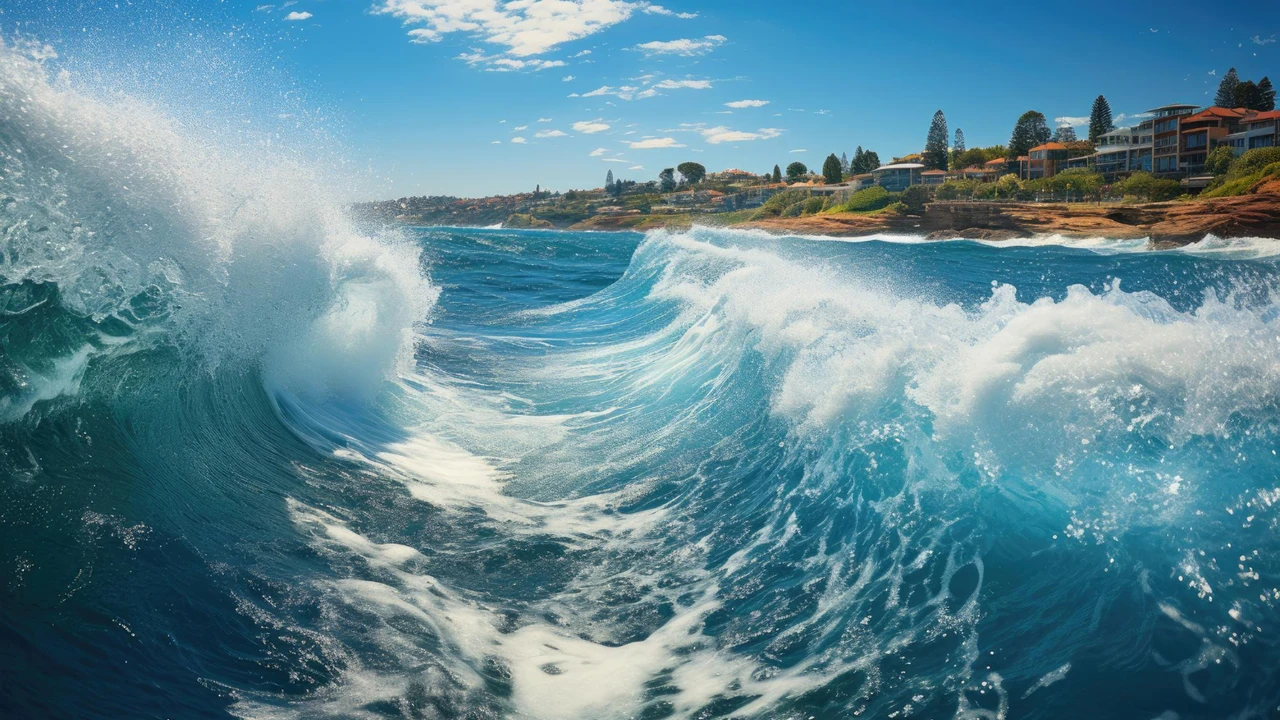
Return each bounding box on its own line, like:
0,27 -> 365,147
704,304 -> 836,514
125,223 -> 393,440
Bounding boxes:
1178,107 -> 1250,174
1149,103 -> 1199,175
1224,110 -> 1280,155
871,163 -> 924,191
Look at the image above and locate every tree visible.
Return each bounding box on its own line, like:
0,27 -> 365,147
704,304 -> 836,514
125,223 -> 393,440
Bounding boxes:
840,152 -> 850,174
924,110 -> 950,171
658,168 -> 676,192
676,162 -> 706,185
822,153 -> 843,184
1052,125 -> 1078,143
1088,95 -> 1114,143
863,150 -> 881,172
1216,68 -> 1241,107
1236,81 -> 1263,111
852,146 -> 866,174
772,164 -> 782,183
1008,110 -> 1052,159
1260,77 -> 1276,112
953,128 -> 966,153
899,185 -> 931,214
605,169 -> 614,189
786,161 -> 808,182
1205,145 -> 1235,176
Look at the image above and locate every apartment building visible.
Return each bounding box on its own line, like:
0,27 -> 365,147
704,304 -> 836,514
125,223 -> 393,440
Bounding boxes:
1223,109 -> 1280,155
1178,107 -> 1251,174
871,162 -> 924,191
1019,142 -> 1069,180
1149,103 -> 1199,175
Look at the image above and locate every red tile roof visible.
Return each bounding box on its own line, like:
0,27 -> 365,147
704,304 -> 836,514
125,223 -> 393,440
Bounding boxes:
1029,142 -> 1068,152
921,169 -> 947,175
1187,106 -> 1248,121
1248,110 -> 1280,122
984,158 -> 1007,166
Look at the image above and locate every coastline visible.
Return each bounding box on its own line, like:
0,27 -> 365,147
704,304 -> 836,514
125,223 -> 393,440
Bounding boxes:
561,191 -> 1280,248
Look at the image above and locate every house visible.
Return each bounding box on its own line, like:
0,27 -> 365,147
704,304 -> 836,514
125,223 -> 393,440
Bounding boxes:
1224,109 -> 1280,156
1020,142 -> 1069,180
921,169 -> 948,186
872,162 -> 924,191
1093,126 -> 1147,179
984,157 -> 1011,177
849,173 -> 877,191
961,166 -> 990,181
1178,107 -> 1252,174
1149,103 -> 1199,175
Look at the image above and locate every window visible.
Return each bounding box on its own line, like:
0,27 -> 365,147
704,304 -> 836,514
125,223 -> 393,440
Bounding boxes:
1252,135 -> 1276,149
1184,133 -> 1207,149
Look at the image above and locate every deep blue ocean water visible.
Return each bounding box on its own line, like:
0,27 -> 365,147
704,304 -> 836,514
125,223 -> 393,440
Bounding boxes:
6,43 -> 1280,720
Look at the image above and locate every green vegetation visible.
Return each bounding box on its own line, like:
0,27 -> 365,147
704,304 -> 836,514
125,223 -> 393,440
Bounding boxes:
953,128 -> 965,153
1117,172 -> 1182,202
752,189 -> 811,218
1216,68 -> 1277,111
898,185 -> 932,214
822,153 -> 843,184
659,168 -> 676,192
677,162 -> 706,185
772,164 -> 782,183
1204,146 -> 1235,177
1201,147 -> 1280,198
786,161 -> 808,182
828,185 -> 898,213
952,146 -> 1006,169
924,110 -> 950,171
1088,95 -> 1114,143
1052,125 -> 1077,143
850,146 -> 881,174
1008,110 -> 1052,159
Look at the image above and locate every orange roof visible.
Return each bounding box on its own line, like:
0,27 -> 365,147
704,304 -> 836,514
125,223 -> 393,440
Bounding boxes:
963,166 -> 987,172
984,158 -> 1007,166
1029,142 -> 1067,152
1187,106 -> 1248,121
921,169 -> 947,175
1017,155 -> 1029,161
1247,110 -> 1280,122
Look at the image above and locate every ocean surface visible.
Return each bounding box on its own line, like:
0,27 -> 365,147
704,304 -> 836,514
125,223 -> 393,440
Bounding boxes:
6,42 -> 1280,720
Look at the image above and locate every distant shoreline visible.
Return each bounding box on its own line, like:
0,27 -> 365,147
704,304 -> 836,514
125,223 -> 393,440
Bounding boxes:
392,194 -> 1280,248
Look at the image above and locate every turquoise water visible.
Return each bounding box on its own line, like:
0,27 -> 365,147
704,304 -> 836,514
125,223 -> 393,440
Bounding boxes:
6,42 -> 1280,720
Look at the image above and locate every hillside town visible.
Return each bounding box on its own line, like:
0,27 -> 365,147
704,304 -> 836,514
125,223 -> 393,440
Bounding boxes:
357,70 -> 1280,231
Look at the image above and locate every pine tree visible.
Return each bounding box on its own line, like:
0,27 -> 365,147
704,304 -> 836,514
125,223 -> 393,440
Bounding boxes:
863,150 -> 881,171
1216,68 -> 1241,107
953,129 -> 966,153
852,146 -> 865,174
822,153 -> 843,184
1259,77 -> 1277,112
605,170 -> 614,189
1088,95 -> 1114,142
1236,80 -> 1263,111
772,164 -> 782,183
1053,125 -> 1078,143
840,152 -> 850,174
924,110 -> 950,171
1008,111 -> 1052,159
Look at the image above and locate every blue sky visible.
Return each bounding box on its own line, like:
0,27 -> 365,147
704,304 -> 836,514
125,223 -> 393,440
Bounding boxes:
7,0 -> 1280,198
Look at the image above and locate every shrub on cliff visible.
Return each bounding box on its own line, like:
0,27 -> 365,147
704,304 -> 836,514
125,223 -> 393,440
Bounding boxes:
831,185 -> 896,213
936,180 -> 977,200
751,189 -> 810,219
898,185 -> 933,214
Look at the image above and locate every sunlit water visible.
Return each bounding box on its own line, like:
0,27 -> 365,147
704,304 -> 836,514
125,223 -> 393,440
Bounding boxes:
5,40 -> 1280,720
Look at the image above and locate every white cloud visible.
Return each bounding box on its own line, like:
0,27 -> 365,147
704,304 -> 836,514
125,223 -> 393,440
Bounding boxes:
629,137 -> 685,149
603,158 -> 631,162
1252,35 -> 1276,46
700,126 -> 782,144
1055,115 -> 1089,127
628,165 -> 646,170
589,147 -> 608,156
725,99 -> 769,108
514,125 -> 529,131
642,5 -> 697,18
535,129 -> 568,138
511,137 -> 528,144
255,4 -> 274,11
789,148 -> 806,153
285,11 -> 312,20
492,140 -> 501,144
458,50 -> 565,71
563,75 -> 576,81
574,120 -> 611,133
573,49 -> 593,57
378,0 -> 635,57
635,35 -> 726,56
537,117 -> 552,122
579,84 -> 657,100
654,78 -> 711,89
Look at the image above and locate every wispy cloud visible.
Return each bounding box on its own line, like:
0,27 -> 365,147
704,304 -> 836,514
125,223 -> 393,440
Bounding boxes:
635,35 -> 726,56
537,117 -> 552,123
642,4 -> 697,18
514,125 -> 529,131
511,137 -> 528,144
573,49 -> 593,58
376,0 -> 634,67
629,137 -> 686,149
535,129 -> 568,138
654,79 -> 711,89
789,148 -> 806,153
602,158 -> 631,162
628,165 -> 646,170
285,10 -> 312,20
491,140 -> 501,144
458,50 -> 565,71
574,120 -> 611,134
1055,115 -> 1089,127
725,99 -> 769,108
563,75 -> 575,82
589,147 -> 608,156
700,126 -> 781,144
1252,34 -> 1277,46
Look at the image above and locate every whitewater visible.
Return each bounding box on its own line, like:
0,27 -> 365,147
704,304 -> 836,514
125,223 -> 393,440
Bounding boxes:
5,38 -> 1280,720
